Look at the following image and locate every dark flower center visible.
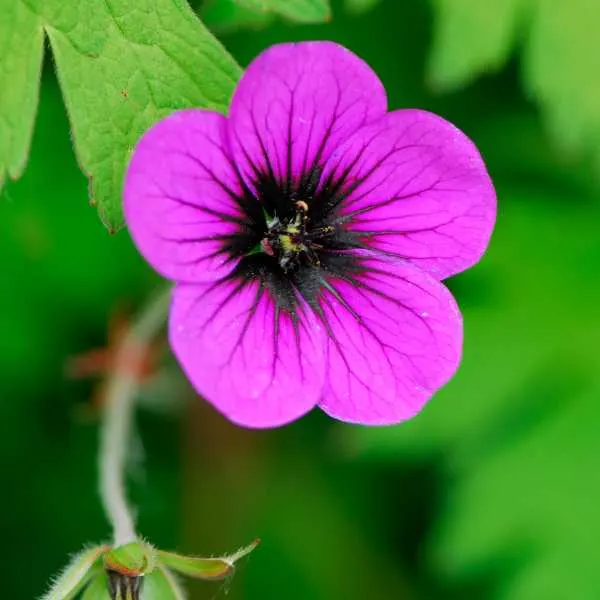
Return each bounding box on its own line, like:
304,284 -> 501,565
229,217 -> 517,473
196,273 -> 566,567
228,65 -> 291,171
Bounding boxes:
260,200 -> 335,273
224,165 -> 363,313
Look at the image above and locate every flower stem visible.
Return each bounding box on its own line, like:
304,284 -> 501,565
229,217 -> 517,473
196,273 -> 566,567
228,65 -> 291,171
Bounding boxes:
99,286 -> 171,546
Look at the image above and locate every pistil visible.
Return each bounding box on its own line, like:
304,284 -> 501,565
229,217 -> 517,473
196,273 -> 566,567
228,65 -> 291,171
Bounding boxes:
261,202 -> 321,272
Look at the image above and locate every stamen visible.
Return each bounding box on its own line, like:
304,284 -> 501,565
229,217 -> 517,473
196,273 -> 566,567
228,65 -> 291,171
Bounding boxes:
252,194 -> 342,274
261,238 -> 275,256
305,225 -> 335,240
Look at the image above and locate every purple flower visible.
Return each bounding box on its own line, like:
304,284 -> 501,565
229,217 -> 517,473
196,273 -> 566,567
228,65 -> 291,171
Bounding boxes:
124,42 -> 496,428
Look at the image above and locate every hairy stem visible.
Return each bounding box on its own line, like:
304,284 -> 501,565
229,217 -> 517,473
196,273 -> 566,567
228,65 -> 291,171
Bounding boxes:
99,286 -> 171,546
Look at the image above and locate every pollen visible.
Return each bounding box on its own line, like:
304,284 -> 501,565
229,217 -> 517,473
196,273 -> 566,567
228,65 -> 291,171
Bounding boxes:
279,233 -> 302,253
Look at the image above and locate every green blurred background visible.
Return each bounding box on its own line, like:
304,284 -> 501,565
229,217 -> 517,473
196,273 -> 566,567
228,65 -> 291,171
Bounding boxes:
3,0 -> 600,598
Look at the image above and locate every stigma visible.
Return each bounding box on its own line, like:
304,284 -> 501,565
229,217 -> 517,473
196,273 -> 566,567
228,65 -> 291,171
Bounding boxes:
260,201 -> 317,272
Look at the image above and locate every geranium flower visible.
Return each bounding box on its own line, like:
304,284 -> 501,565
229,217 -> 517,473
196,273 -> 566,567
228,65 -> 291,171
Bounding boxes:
124,42 -> 496,428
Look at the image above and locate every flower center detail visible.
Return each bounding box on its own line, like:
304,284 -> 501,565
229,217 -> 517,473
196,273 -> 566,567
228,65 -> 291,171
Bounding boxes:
260,201 -> 332,273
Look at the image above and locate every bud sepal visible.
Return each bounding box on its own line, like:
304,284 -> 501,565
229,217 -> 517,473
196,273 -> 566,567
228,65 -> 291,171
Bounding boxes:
41,538 -> 259,600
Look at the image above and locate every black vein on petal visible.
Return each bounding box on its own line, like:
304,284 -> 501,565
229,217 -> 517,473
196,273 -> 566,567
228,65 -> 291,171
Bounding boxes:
173,131 -> 458,414
176,123 -> 455,389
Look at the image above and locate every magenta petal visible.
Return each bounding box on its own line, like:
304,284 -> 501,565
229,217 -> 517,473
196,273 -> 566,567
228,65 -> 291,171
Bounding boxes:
322,109 -> 496,280
228,41 -> 387,190
318,256 -> 462,425
169,281 -> 326,428
124,110 -> 248,283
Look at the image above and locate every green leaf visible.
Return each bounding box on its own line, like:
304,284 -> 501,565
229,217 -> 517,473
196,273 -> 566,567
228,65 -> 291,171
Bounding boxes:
428,0 -> 524,91
201,0 -> 330,31
0,0 -> 44,188
143,567 -> 187,600
433,383 -> 600,599
523,0 -> 600,157
158,539 -> 260,580
353,183 -> 600,599
428,0 -> 600,175
344,0 -> 380,15
200,0 -> 274,32
1,0 -> 241,231
234,0 -> 330,23
266,0 -> 331,22
104,541 -> 156,576
40,545 -> 107,600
